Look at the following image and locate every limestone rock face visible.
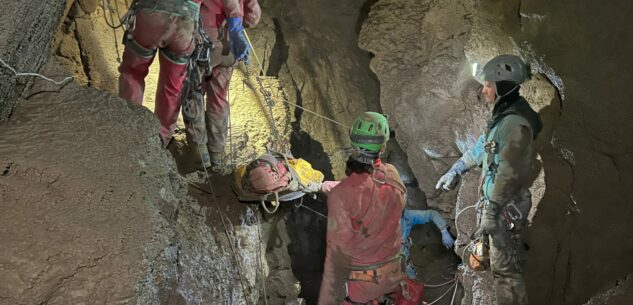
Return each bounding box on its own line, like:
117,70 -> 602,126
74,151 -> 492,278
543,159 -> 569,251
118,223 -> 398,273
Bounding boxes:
359,0 -> 633,304
0,60 -> 262,305
257,0 -> 382,179
0,0 -> 68,121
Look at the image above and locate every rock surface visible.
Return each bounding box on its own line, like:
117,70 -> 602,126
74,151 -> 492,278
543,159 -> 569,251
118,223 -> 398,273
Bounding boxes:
257,0 -> 382,179
0,60 -> 264,305
359,0 -> 633,304
0,0 -> 70,121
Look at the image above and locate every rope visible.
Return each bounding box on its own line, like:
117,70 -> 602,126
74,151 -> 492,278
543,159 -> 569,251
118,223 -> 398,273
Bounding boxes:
227,89 -> 236,169
455,204 -> 476,236
425,277 -> 456,288
0,58 -> 73,85
297,201 -> 328,219
193,149 -> 255,304
449,278 -> 459,305
426,281 -> 458,305
243,30 -> 350,130
102,0 -> 125,29
223,214 -> 253,304
255,211 -> 269,305
101,0 -> 127,62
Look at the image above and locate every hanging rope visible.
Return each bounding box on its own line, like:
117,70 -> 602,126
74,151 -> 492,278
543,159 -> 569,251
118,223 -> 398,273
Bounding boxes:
242,30 -> 350,130
102,0 -> 125,29
255,210 -> 269,305
101,0 -> 126,62
426,281 -> 458,305
190,151 -> 255,304
0,58 -> 73,86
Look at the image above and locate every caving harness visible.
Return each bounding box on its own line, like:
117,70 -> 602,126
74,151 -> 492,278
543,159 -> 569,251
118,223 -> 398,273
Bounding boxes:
120,0 -> 203,64
470,94 -> 541,272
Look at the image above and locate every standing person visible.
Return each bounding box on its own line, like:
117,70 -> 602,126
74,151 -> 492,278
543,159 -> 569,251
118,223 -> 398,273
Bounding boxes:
200,0 -> 261,170
118,0 -> 203,148
401,209 -> 454,279
436,55 -> 542,305
318,112 -> 419,305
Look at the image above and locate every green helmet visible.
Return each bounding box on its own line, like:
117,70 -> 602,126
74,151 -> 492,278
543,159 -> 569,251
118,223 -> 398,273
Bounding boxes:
349,112 -> 390,153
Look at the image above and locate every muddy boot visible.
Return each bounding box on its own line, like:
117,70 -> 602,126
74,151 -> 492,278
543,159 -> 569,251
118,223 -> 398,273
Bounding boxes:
197,144 -> 211,169
210,151 -> 223,172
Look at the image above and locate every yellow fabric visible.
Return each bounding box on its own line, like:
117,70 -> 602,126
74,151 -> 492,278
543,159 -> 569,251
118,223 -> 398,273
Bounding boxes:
287,158 -> 324,186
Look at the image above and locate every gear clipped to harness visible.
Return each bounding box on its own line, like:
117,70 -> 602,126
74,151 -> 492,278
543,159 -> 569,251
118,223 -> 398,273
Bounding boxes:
468,239 -> 490,271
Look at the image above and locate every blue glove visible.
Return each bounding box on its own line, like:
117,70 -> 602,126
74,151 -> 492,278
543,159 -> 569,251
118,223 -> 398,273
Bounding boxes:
435,159 -> 468,190
441,229 -> 455,249
226,17 -> 250,63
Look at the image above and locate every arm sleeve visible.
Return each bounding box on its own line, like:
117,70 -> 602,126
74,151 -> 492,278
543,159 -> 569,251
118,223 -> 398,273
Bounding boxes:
460,134 -> 486,169
222,0 -> 243,18
490,118 -> 532,205
318,191 -> 353,305
242,0 -> 261,27
406,209 -> 448,231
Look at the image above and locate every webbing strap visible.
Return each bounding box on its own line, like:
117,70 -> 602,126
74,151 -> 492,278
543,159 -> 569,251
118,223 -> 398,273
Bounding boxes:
126,38 -> 156,58
349,253 -> 403,272
161,49 -> 189,65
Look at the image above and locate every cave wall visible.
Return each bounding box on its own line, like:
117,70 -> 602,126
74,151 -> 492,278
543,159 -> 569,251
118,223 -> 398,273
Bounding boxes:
512,1 -> 633,304
0,0 -> 71,121
257,0 -> 382,179
0,59 -> 267,305
359,0 -> 633,304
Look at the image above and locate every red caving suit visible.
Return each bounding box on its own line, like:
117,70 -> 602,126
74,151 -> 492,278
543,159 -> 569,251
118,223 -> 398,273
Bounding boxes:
318,160 -> 406,305
200,0 -> 261,153
118,0 -> 203,145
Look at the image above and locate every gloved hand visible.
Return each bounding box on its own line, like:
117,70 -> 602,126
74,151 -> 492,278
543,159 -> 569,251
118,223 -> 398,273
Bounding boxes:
320,181 -> 340,193
435,159 -> 468,190
473,201 -> 500,238
440,229 -> 455,249
226,17 -> 250,63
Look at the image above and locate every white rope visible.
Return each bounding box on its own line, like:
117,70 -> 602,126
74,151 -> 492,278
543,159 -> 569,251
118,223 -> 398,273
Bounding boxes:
299,203 -> 328,219
426,281 -> 458,305
449,278 -> 459,305
425,277 -> 456,288
243,30 -> 350,130
455,204 -> 476,236
0,58 -> 73,86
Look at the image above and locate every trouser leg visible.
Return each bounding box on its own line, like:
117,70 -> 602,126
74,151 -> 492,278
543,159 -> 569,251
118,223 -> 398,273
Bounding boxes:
489,227 -> 528,305
204,65 -> 233,153
118,44 -> 155,105
155,51 -> 188,145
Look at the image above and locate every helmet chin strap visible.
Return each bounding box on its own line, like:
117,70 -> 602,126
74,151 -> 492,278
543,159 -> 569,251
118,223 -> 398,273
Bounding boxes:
351,148 -> 381,165
493,82 -> 520,104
